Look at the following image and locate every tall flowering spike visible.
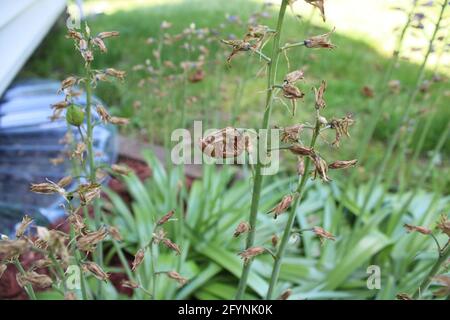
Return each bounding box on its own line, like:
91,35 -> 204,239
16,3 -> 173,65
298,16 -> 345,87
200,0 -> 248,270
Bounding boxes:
15,215 -> 33,239
234,222 -> 251,237
313,80 -> 327,109
328,159 -> 358,170
82,261 -> 110,282
157,210 -> 175,226
132,248 -> 145,271
304,28 -> 336,49
305,0 -> 326,22
268,194 -> 295,219
238,246 -> 266,264
16,271 -> 53,289
404,223 -> 432,235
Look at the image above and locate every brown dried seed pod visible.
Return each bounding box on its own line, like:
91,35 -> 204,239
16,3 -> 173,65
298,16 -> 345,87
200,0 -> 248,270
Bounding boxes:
277,288 -> 292,300
111,164 -> 131,176
313,80 -> 327,109
280,124 -> 304,143
268,194 -> 295,219
166,271 -> 188,286
238,246 -> 266,264
404,223 -> 432,235
284,69 -> 304,84
97,31 -> 120,39
304,28 -> 335,49
200,127 -> 250,159
15,215 -> 33,239
437,215 -> 450,237
312,226 -> 335,243
132,248 -> 145,271
157,210 -> 175,226
16,271 -> 53,289
82,261 -> 110,281
311,154 -> 331,182
0,239 -> 28,260
305,0 -> 326,22
233,222 -> 251,237
77,183 -> 101,206
328,159 -> 358,170
121,279 -> 140,289
76,227 -> 108,252
289,145 -> 314,156
162,238 -> 181,255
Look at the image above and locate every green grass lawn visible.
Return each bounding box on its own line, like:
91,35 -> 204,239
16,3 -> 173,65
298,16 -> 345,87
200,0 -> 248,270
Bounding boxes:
19,0 -> 449,165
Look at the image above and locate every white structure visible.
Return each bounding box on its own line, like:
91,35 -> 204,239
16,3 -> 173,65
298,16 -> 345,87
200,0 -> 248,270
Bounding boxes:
0,0 -> 67,96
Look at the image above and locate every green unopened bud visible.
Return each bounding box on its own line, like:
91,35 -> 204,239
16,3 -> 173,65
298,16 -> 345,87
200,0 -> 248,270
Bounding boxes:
66,104 -> 85,127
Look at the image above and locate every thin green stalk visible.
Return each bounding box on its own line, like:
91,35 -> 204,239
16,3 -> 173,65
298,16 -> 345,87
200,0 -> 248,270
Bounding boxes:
413,244 -> 450,299
13,258 -> 37,300
235,0 -> 289,300
355,0 -> 447,226
266,116 -> 321,299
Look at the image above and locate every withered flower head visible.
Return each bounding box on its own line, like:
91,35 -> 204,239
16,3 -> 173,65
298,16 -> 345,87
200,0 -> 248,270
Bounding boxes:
268,194 -> 295,219
15,215 -> 33,239
404,223 -> 432,235
132,248 -> 145,271
105,68 -> 126,81
33,258 -> 54,269
157,210 -> 175,226
282,83 -> 304,100
77,183 -> 101,206
109,116 -> 130,125
166,271 -> 188,286
233,222 -> 251,237
328,159 -> 358,170
284,69 -> 304,84
108,226 -> 123,242
97,31 -> 120,39
245,24 -> 271,42
329,113 -> 355,147
312,226 -> 335,243
16,271 -> 53,289
437,215 -> 450,237
72,142 -> 86,160
59,76 -> 78,92
238,246 -> 266,264
280,124 -> 304,143
221,39 -> 255,64
289,145 -> 314,156
311,154 -> 331,182
82,261 -> 110,282
51,101 -> 69,111
111,164 -> 131,176
121,279 -> 140,289
67,29 -> 83,41
0,264 -> 7,279
92,37 -> 107,53
277,288 -> 292,300
30,180 -> 66,196
57,176 -> 73,188
305,0 -> 326,22
313,80 -> 327,109
95,105 -> 111,123
304,28 -> 335,49
0,239 -> 28,260
162,238 -> 181,255
76,227 -> 108,252
200,127 -> 250,159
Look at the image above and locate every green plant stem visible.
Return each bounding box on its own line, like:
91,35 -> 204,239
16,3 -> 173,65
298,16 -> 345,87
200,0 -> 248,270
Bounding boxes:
235,0 -> 289,300
85,62 -> 104,298
13,258 -> 37,300
355,0 -> 447,226
413,243 -> 450,299
266,116 -> 321,299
